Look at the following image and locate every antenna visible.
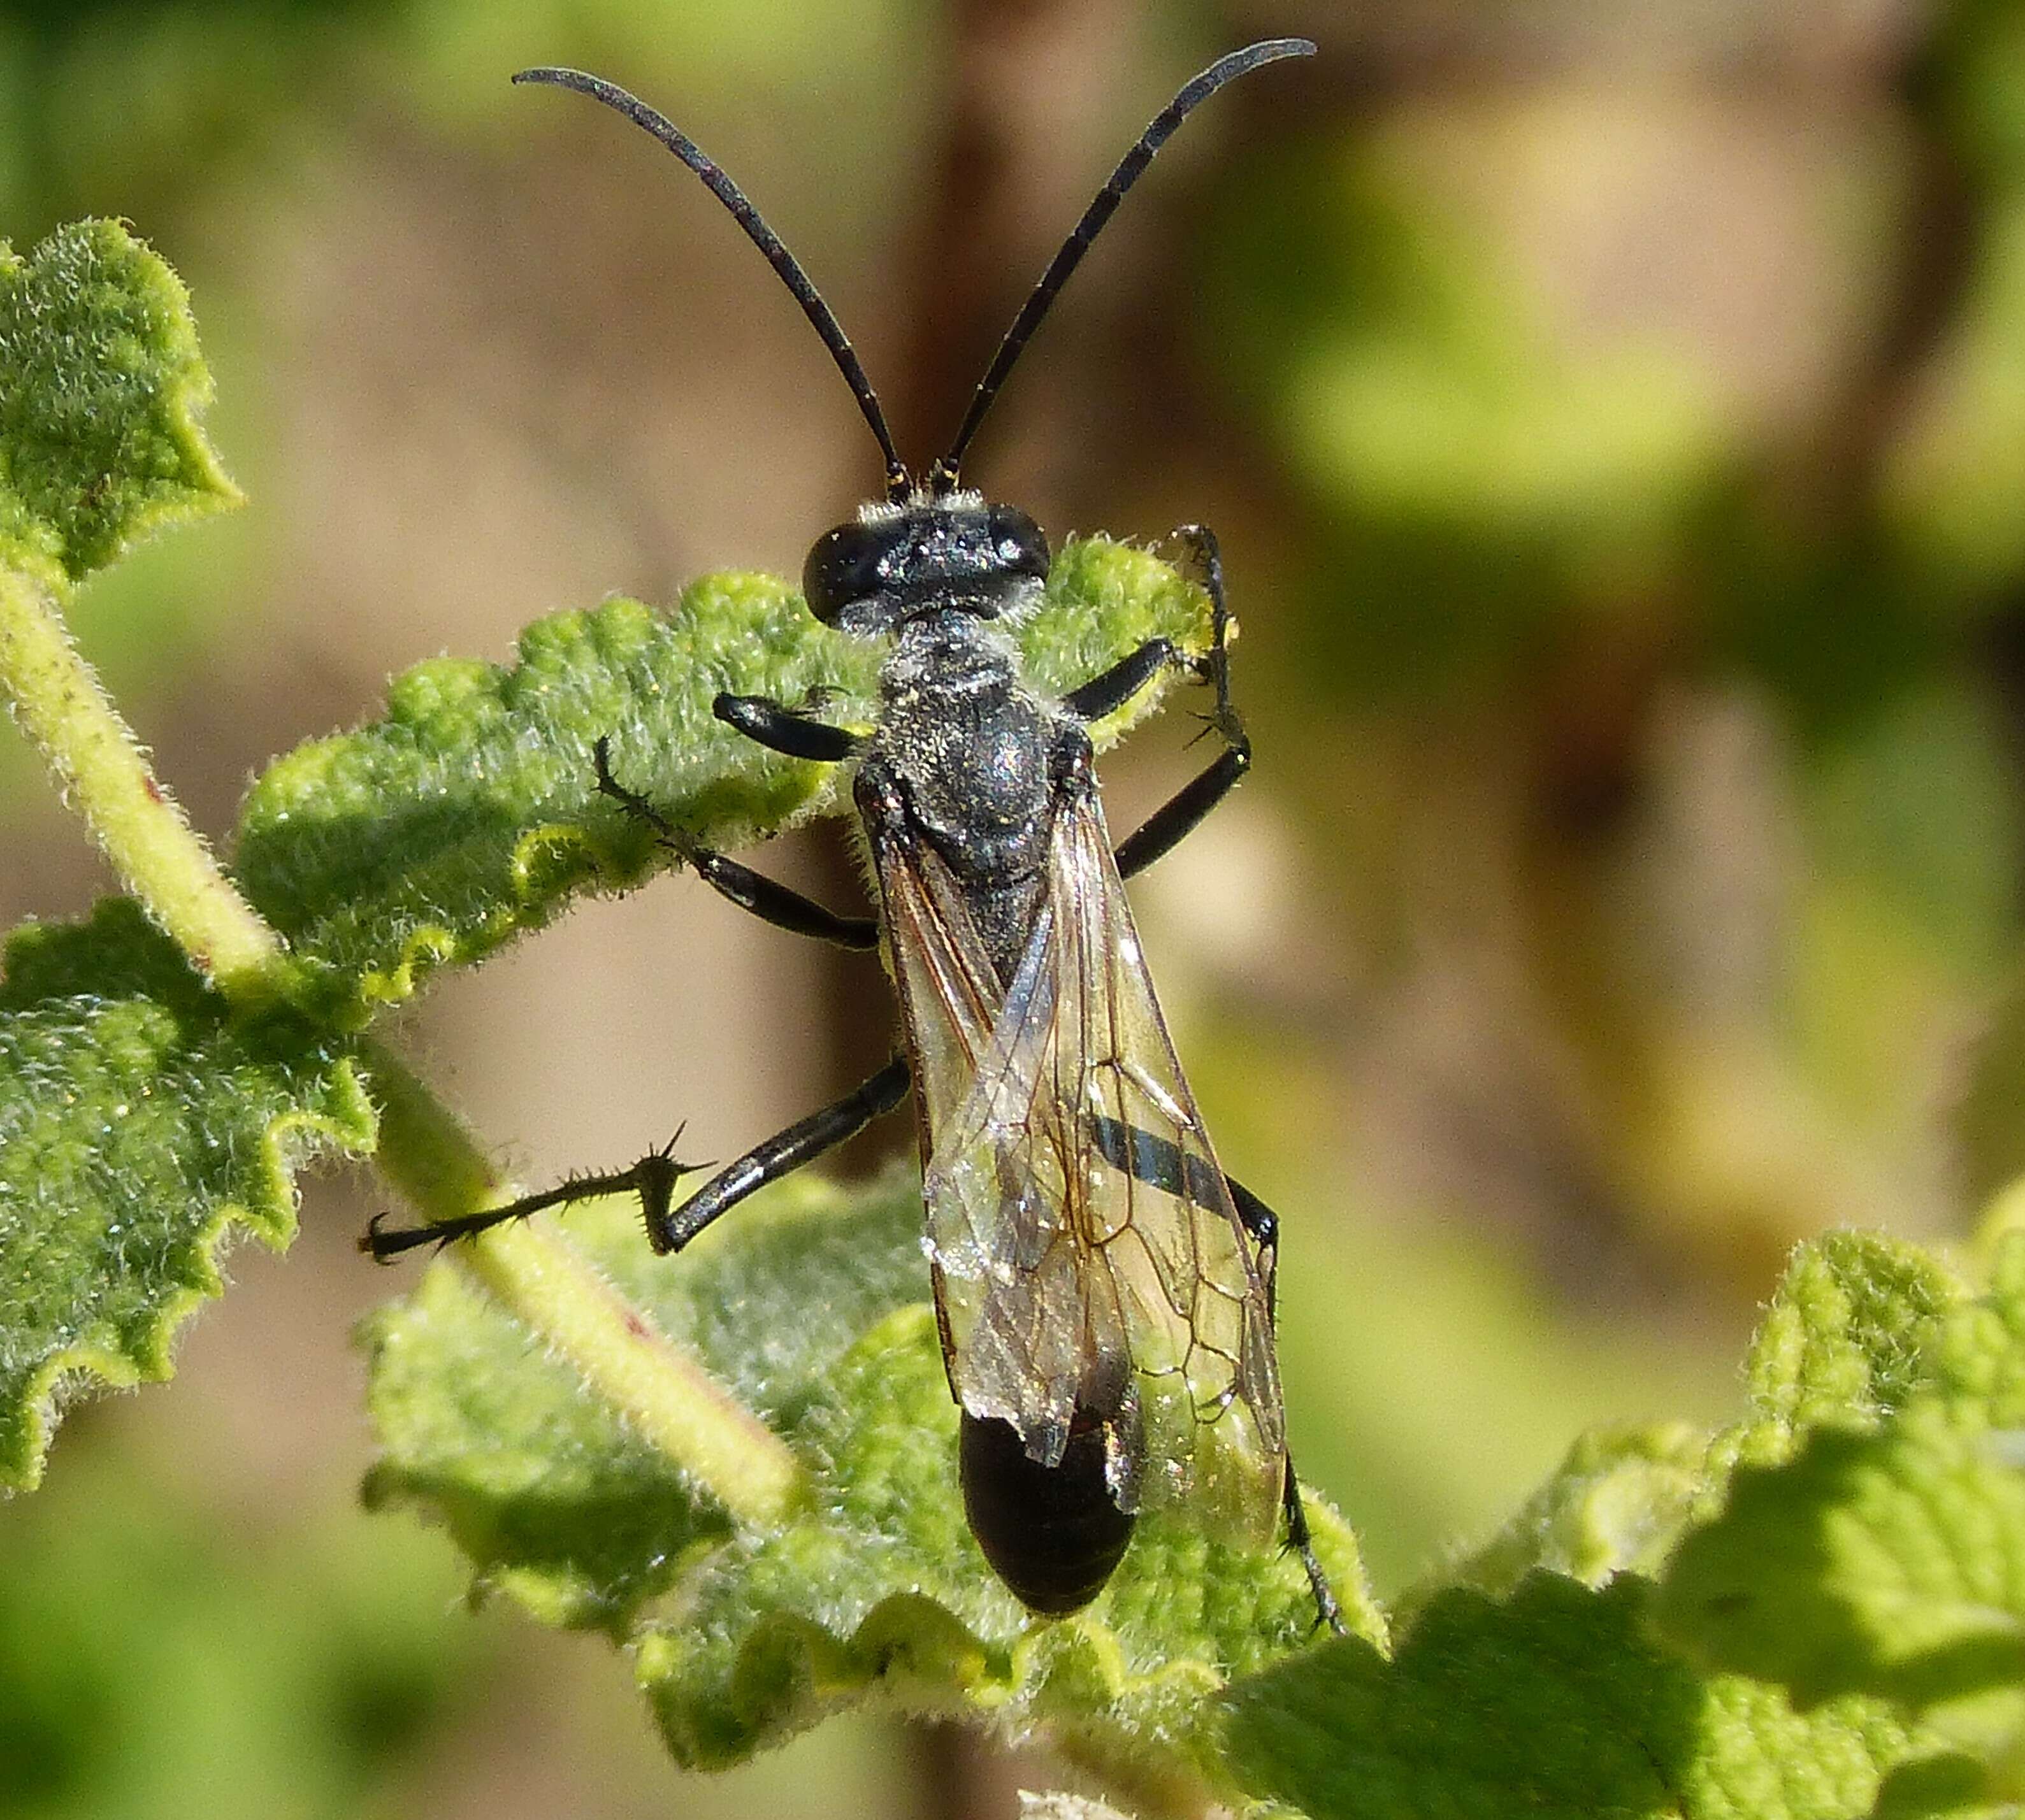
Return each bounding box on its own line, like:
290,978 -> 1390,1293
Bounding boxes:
514,66 -> 911,501
930,38 -> 1315,493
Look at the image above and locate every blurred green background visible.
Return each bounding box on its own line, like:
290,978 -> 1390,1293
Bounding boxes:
6,0 -> 2025,1814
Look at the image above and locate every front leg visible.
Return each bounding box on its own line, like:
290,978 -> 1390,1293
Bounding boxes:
1104,524 -> 1253,879
1062,526 -> 1243,727
714,692 -> 859,763
1062,635 -> 1188,723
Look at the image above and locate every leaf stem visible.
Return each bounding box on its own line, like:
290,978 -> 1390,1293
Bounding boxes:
361,1038 -> 803,1527
0,563 -> 284,1000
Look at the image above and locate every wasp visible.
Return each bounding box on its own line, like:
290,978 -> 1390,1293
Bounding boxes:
368,39 -> 1341,1630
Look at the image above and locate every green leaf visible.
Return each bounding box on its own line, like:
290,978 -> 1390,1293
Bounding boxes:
1658,1236 -> 2025,1710
0,897 -> 374,1489
1406,1234 -> 1961,1621
236,538 -> 1214,1021
1931,1229 -> 2025,1423
1650,1236 -> 2025,1812
0,219 -> 240,589
1223,1572 -> 1912,1820
1412,1422 -> 1709,1617
1658,1417 -> 2025,1712
361,1166 -> 926,1634
1712,1229 -> 1964,1486
1240,1233 -> 1978,1819
1016,1798 -> 1135,1820
362,1166 -> 1381,1775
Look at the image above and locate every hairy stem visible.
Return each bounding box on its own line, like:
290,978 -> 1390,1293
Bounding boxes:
363,1039 -> 804,1527
0,564 -> 284,1000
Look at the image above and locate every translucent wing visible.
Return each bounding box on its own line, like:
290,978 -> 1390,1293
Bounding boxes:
879,794 -> 1285,1544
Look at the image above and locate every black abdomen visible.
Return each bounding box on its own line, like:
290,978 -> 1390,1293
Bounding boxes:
958,1409 -> 1135,1614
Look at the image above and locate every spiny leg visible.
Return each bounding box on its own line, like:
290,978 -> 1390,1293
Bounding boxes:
1170,522 -> 1241,730
361,1129 -> 701,1261
595,736 -> 878,950
1084,1108 -> 1344,1633
646,1057 -> 911,1253
1066,524 -> 1251,880
364,1056 -> 912,1262
1227,1172 -> 1347,1637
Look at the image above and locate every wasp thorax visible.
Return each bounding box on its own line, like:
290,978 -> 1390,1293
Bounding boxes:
802,494 -> 1049,635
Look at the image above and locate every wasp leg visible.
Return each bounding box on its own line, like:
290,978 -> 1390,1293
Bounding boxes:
360,1133 -> 702,1261
597,736 -> 879,950
1226,1172 -> 1348,1638
1102,525 -> 1253,881
714,691 -> 860,763
1083,1116 -> 1346,1632
686,849 -> 880,949
1112,741 -> 1250,879
1278,1456 -> 1348,1638
648,1056 -> 912,1254
1063,523 -> 1243,726
1062,635 -> 1186,722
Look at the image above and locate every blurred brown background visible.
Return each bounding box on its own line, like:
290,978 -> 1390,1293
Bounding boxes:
6,0 -> 2023,1815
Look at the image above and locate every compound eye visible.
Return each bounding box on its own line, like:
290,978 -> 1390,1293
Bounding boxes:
802,521 -> 897,626
986,505 -> 1050,581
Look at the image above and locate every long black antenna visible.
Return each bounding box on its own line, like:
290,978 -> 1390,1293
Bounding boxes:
514,66 -> 911,501
930,38 -> 1315,493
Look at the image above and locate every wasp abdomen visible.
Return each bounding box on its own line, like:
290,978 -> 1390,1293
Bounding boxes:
958,1408 -> 1135,1615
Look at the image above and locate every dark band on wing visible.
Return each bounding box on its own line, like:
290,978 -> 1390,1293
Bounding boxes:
1085,1112 -> 1226,1211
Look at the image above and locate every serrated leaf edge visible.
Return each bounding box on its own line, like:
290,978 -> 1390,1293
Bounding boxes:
3,1052 -> 377,1489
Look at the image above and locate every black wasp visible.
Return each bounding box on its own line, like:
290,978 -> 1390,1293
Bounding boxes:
368,39 -> 1341,1631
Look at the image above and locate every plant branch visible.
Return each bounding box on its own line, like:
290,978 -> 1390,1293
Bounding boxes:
361,1038 -> 804,1528
0,563 -> 284,1001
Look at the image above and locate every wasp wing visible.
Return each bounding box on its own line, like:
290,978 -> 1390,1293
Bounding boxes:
883,792 -> 1285,1544
879,835 -> 1002,1147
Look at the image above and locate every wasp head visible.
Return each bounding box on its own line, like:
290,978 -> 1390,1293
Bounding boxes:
802,492 -> 1050,636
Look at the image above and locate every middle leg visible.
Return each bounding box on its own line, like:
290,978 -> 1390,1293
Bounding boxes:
595,736 -> 879,950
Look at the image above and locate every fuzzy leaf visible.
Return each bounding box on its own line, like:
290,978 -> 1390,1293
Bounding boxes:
1018,1796 -> 1135,1820
0,898 -> 374,1489
1712,1229 -> 1964,1486
1247,1234 -> 1980,1819
1414,1422 -> 1709,1617
236,538 -> 1214,1021
362,1166 -> 1380,1775
1658,1235 -> 2025,1712
1658,1417 -> 2025,1714
359,1169 -> 922,1631
1223,1572 -> 1912,1820
1931,1230 -> 2025,1424
0,219 -> 239,589
1407,1236 -> 1962,1621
